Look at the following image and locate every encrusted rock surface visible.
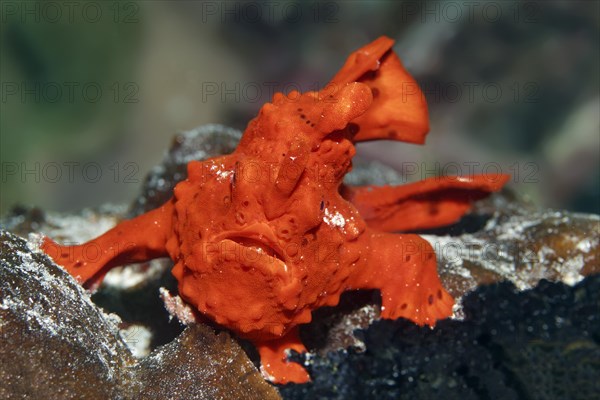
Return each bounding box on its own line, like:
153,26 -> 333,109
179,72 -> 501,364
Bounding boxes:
427,202 -> 600,318
0,230 -> 135,399
133,324 -> 280,400
0,230 -> 281,399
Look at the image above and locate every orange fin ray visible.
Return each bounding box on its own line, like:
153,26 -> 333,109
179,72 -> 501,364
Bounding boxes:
328,35 -> 429,144
255,327 -> 310,384
344,174 -> 510,232
41,199 -> 175,288
349,231 -> 454,326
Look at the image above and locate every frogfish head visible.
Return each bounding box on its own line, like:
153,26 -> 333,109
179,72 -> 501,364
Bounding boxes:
173,82 -> 373,338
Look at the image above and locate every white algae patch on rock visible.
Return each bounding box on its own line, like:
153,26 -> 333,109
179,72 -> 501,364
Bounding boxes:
120,324 -> 154,358
160,287 -> 199,325
41,207 -> 123,242
103,260 -> 169,290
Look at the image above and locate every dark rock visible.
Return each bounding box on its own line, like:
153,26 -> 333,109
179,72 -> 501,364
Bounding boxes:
280,275 -> 600,400
344,158 -> 405,186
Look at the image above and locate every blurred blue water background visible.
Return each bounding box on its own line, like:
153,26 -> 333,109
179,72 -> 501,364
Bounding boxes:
1,0 -> 598,215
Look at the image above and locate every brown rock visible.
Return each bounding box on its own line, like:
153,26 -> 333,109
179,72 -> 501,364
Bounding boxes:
0,230 -> 281,400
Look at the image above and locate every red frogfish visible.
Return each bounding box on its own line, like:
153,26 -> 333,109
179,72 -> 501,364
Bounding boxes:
42,36 -> 509,384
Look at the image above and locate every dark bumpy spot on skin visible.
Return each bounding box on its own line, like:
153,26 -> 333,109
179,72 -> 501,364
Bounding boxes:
348,123 -> 360,135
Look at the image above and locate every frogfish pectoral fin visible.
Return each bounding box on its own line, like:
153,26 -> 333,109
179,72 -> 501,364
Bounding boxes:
343,174 -> 510,232
348,231 -> 454,327
41,198 -> 175,289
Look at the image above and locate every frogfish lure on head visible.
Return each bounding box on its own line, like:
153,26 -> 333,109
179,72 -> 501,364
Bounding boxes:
42,36 -> 509,384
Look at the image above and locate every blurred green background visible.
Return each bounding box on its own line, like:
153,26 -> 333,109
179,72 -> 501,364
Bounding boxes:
1,0 -> 598,215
